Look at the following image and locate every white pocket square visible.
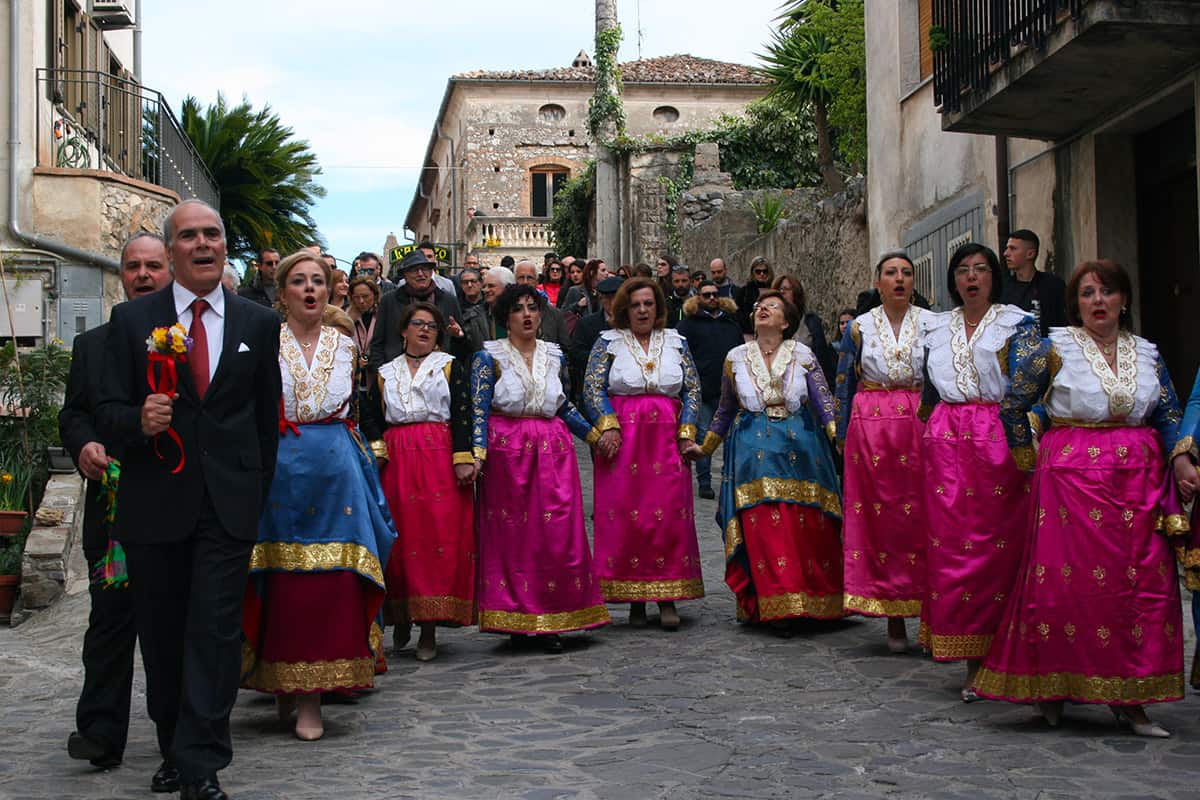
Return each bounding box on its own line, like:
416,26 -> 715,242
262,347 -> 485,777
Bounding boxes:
237,342 -> 251,353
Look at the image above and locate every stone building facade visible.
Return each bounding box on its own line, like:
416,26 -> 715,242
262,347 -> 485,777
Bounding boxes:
404,54 -> 768,267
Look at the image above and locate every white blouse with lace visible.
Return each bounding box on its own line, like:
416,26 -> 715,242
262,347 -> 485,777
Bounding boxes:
856,305 -> 930,387
1043,328 -> 1162,424
924,304 -> 1029,403
378,351 -> 455,425
280,325 -> 355,422
485,339 -> 565,418
599,328 -> 686,397
726,340 -> 817,412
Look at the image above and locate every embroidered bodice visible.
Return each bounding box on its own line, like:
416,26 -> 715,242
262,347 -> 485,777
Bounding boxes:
727,341 -> 813,412
280,325 -> 355,422
599,328 -> 686,397
924,304 -> 1029,403
1044,328 -> 1162,424
857,305 -> 928,386
378,351 -> 455,425
484,339 -> 565,418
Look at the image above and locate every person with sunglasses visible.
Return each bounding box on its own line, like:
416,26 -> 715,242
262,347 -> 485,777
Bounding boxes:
360,301 -> 477,663
238,247 -> 281,308
676,280 -> 743,499
737,256 -> 774,334
540,260 -> 566,306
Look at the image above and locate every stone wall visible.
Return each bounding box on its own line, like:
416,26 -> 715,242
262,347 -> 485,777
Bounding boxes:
12,473 -> 82,625
680,176 -> 870,331
622,148 -> 688,266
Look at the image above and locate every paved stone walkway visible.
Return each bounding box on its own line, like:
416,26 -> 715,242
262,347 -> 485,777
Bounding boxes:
2,443 -> 1198,799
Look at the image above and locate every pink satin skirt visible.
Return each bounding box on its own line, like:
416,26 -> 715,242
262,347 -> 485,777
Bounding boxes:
842,388 -> 927,618
476,415 -> 610,634
593,395 -> 704,602
919,402 -> 1032,660
973,425 -> 1186,705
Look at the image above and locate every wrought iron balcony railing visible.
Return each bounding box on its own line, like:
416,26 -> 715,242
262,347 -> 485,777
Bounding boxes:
933,0 -> 1086,114
36,68 -> 220,209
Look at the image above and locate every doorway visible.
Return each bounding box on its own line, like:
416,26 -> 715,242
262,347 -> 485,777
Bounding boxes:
1136,107 -> 1199,390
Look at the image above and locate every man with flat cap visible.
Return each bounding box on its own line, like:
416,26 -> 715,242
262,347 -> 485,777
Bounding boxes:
369,250 -> 469,368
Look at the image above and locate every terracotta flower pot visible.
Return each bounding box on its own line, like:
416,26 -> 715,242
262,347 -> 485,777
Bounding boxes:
0,510 -> 27,536
0,573 -> 18,620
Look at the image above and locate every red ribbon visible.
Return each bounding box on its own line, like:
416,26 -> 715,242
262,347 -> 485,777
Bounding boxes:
147,352 -> 187,474
278,398 -> 354,437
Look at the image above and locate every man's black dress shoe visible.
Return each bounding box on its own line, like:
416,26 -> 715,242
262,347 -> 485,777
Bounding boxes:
151,760 -> 180,793
181,777 -> 228,800
67,731 -> 122,768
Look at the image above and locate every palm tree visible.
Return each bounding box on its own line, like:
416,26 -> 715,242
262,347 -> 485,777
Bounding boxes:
180,94 -> 325,261
757,1 -> 844,193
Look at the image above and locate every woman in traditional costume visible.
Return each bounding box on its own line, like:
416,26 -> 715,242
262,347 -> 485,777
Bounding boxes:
584,277 -> 705,629
699,290 -> 842,629
471,284 -> 610,653
241,251 -> 398,741
359,301 -> 476,663
835,252 -> 930,651
919,243 -> 1040,701
972,260 -> 1194,736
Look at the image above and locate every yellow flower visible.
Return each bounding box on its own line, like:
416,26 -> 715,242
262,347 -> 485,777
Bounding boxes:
1,473 -> 12,484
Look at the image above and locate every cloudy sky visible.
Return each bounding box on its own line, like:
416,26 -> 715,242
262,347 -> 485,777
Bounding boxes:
142,0 -> 786,267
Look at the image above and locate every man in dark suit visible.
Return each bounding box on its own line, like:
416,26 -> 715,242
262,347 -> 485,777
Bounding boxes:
61,232 -> 173,770
97,200 -> 282,800
567,276 -> 623,393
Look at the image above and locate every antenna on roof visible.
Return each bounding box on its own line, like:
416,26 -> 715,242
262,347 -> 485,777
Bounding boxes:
636,0 -> 643,60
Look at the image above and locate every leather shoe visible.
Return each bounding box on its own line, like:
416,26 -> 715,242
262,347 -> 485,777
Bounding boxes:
151,760 -> 180,793
181,777 -> 228,800
698,484 -> 715,500
67,731 -> 121,768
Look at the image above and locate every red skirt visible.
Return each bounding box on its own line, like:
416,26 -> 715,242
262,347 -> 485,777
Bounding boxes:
728,501 -> 844,622
241,571 -> 376,694
379,422 -> 476,625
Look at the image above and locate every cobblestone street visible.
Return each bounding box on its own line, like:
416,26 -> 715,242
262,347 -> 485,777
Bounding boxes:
2,443 -> 1198,800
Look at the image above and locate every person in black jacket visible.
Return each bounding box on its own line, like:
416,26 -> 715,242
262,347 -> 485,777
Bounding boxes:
1000,229 -> 1066,336
664,264 -> 694,327
236,248 -> 279,308
60,233 -> 173,770
676,281 -> 743,498
737,256 -> 774,333
96,201 -> 282,800
369,250 -> 470,367
567,276 -> 623,403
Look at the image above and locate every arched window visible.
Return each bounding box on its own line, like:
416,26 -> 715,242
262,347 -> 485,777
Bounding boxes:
539,104 -> 566,122
653,105 -> 680,124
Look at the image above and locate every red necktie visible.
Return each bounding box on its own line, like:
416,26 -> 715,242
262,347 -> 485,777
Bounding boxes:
189,298 -> 210,399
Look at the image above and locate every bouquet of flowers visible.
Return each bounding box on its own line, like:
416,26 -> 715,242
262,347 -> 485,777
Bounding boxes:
146,324 -> 191,474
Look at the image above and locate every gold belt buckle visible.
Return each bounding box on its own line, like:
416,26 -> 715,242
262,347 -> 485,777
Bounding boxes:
765,405 -> 788,420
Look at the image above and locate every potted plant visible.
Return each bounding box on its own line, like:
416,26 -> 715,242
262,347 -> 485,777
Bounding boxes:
0,539 -> 20,620
0,459 -> 31,535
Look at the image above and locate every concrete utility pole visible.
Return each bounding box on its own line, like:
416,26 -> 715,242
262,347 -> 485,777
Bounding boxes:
593,0 -> 622,264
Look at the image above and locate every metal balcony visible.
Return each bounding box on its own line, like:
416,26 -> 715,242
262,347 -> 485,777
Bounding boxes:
36,68 -> 220,208
934,0 -> 1200,139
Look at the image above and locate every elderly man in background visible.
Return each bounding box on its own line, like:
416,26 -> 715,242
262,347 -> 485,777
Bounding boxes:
462,266 -> 515,352
220,265 -> 239,293
62,232 -> 174,771
370,250 -> 469,367
513,259 -> 571,347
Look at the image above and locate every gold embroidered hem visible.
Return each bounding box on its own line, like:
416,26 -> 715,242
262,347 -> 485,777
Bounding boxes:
369,621 -> 383,656
1157,513 -> 1189,536
925,632 -> 993,661
595,413 -> 621,433
677,423 -> 698,441
479,604 -> 610,633
722,516 -> 744,559
1170,434 -> 1198,462
240,648 -> 376,694
700,430 -> 723,457
1011,445 -> 1036,472
600,578 -> 705,601
405,595 -> 476,625
734,477 -> 842,518
843,594 -> 922,618
452,451 -> 474,466
1048,417 -> 1128,429
369,439 -> 388,461
758,591 -> 843,620
249,542 -> 384,588
972,666 -> 1184,705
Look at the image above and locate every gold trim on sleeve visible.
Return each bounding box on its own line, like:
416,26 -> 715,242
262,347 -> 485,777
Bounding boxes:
1011,445 -> 1037,472
1170,435 -> 1197,462
369,439 -> 388,461
473,446 -> 487,462
700,430 -> 723,457
1027,412 -> 1043,438
595,413 -> 621,433
585,427 -> 602,446
677,423 -> 698,441
452,451 -> 474,466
